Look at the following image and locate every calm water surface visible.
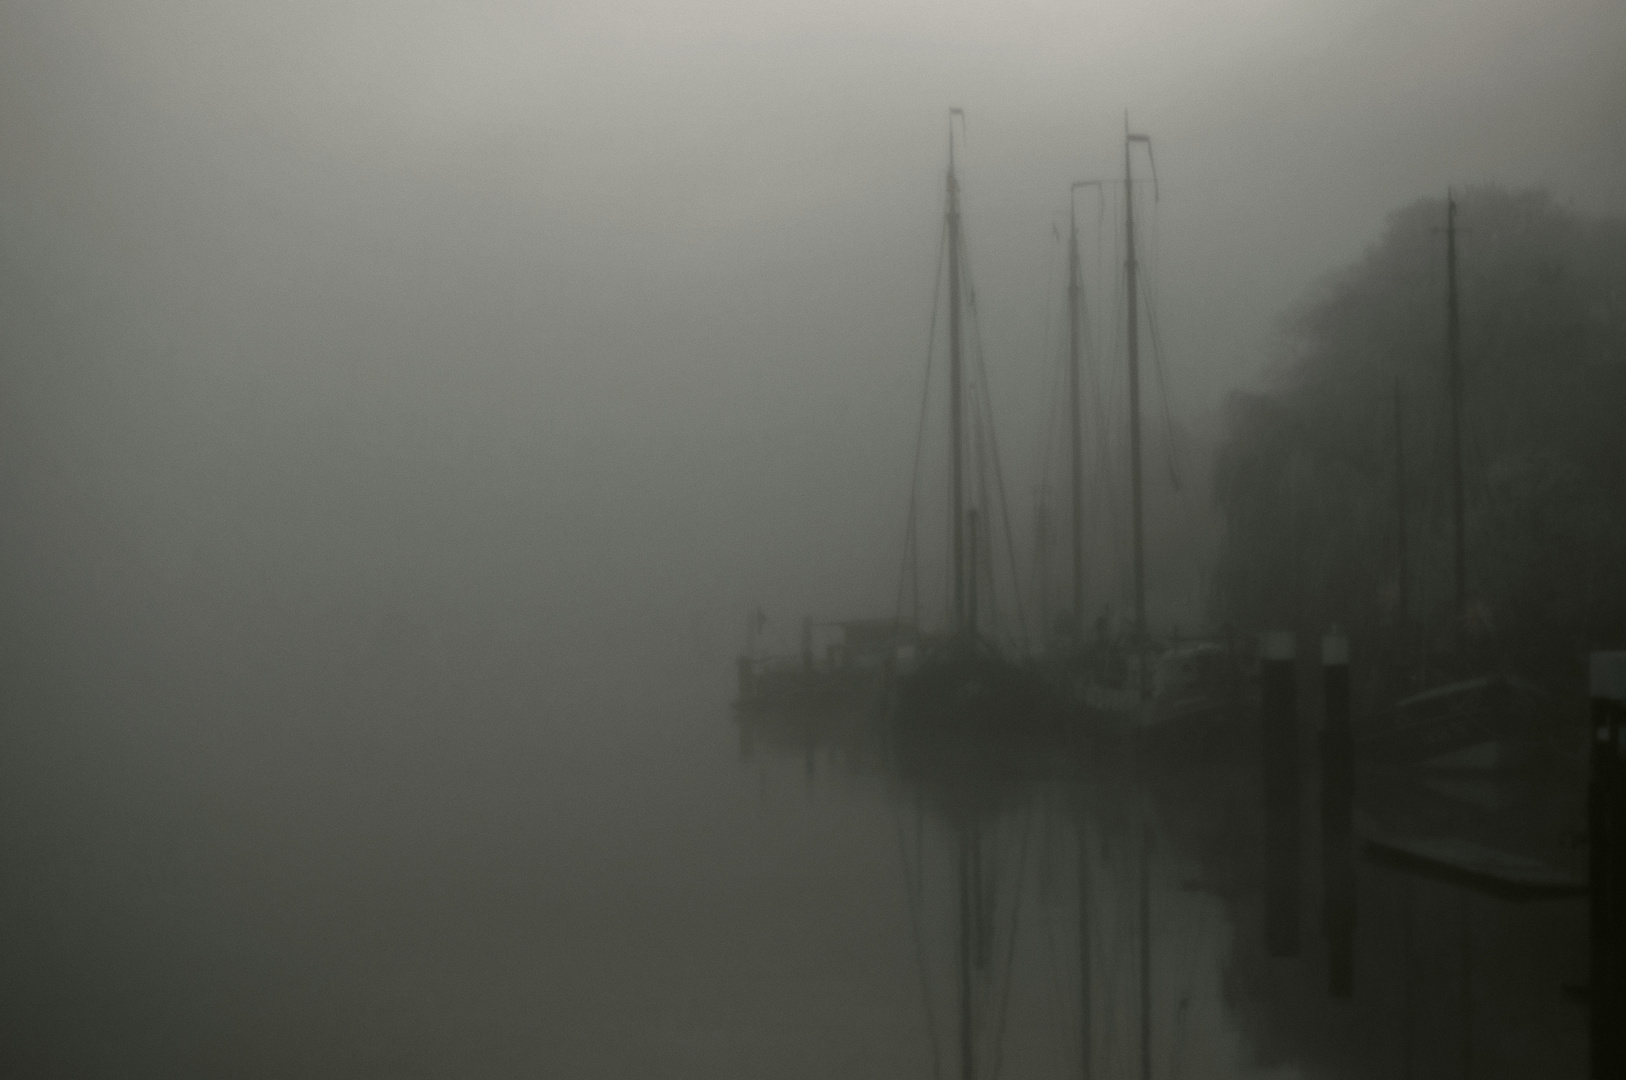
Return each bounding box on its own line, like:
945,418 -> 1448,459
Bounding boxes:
1,609 -> 1286,1078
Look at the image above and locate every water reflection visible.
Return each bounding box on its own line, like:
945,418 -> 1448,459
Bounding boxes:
736,666 -> 1589,1079
736,693 -> 1267,1079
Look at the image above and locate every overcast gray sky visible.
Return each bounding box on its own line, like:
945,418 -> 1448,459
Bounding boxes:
3,0 -> 1623,631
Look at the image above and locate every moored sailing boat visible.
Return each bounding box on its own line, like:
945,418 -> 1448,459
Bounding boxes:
1043,121 -> 1166,716
886,119 -> 1057,1080
890,115 -> 1053,799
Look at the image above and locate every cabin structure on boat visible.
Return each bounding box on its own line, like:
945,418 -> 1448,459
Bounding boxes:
734,617 -> 917,713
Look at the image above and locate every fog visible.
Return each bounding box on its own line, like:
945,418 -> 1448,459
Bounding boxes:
2,0 -> 1623,1076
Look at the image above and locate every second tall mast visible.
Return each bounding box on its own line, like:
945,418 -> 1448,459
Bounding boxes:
948,115 -> 966,635
1125,123 -> 1154,658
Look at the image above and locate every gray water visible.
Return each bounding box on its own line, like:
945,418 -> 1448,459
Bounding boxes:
0,589 -> 1274,1078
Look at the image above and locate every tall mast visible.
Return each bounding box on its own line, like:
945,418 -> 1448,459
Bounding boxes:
948,116 -> 966,635
1067,196 -> 1085,625
1125,122 -> 1151,655
1444,190 -> 1466,641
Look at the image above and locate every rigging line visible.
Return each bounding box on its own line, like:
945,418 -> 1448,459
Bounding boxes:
985,806 -> 1036,1080
1044,320 -> 1069,491
1036,222 -> 1062,469
960,252 -> 1032,650
1099,209 -> 1125,478
1038,227 -> 1068,509
1141,252 -> 1185,492
1103,192 -> 1130,591
1084,204 -> 1118,610
963,347 -> 993,638
983,350 -> 1031,651
1076,217 -> 1104,611
895,217 -> 951,624
971,378 -> 1003,640
959,257 -> 1006,643
1043,319 -> 1069,526
897,220 -> 947,626
890,799 -> 946,1080
899,502 -> 920,631
1038,313 -> 1070,568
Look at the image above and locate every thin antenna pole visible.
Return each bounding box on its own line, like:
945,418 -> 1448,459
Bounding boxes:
1445,190 -> 1465,644
948,119 -> 966,635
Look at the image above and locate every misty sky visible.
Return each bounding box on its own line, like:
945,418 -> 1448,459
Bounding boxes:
0,0 -> 1619,670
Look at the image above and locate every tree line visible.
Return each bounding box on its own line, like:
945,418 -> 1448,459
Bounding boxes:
1209,188 -> 1626,688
